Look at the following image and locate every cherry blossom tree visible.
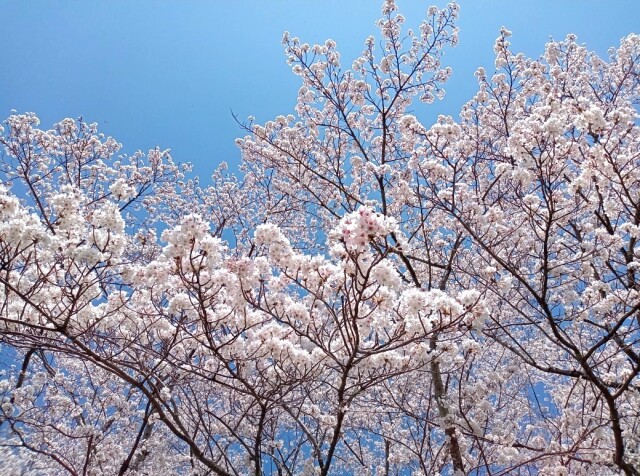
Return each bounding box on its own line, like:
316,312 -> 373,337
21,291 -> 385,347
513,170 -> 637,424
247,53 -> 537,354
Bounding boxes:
1,1 -> 639,475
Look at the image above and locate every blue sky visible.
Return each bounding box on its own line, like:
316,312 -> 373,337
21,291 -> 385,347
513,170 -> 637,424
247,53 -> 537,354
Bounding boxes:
2,1 -> 639,183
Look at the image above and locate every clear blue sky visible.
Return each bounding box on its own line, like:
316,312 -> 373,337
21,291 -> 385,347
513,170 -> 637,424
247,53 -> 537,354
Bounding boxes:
2,1 -> 638,183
